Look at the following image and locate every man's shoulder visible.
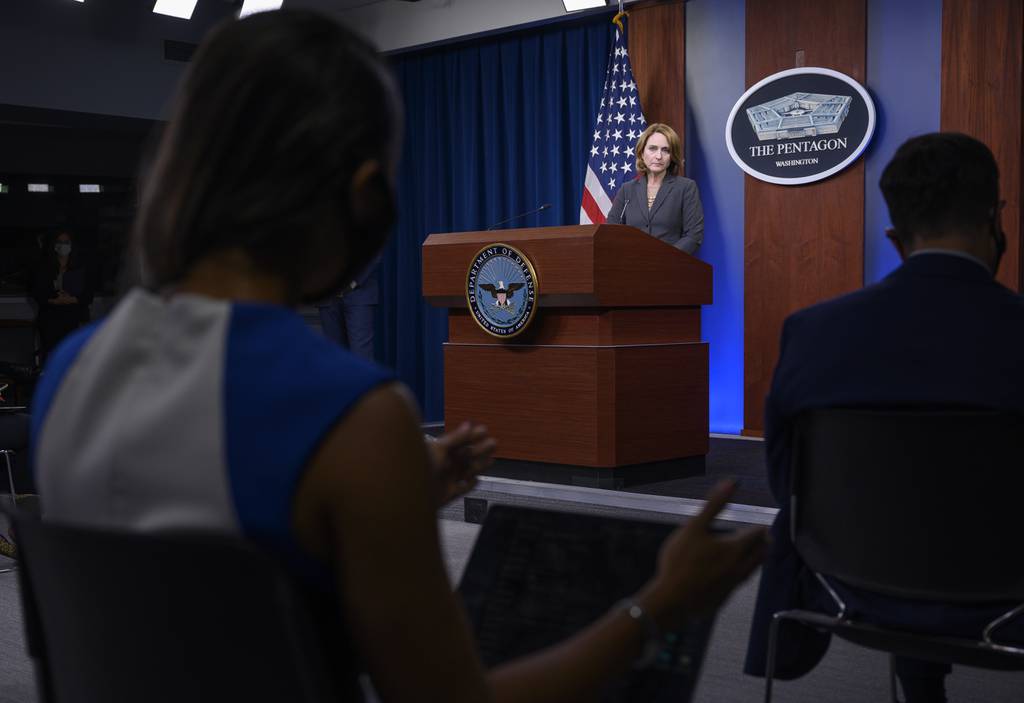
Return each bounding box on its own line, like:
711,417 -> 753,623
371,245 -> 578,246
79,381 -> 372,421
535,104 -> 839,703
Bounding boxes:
785,282 -> 885,331
784,265 -> 1024,339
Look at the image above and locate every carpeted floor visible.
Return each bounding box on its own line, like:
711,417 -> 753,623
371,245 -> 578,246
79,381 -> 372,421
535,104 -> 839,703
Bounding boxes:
0,560 -> 37,703
620,435 -> 774,507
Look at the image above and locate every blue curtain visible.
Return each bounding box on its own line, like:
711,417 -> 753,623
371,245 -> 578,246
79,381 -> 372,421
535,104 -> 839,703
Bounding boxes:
378,14 -> 614,421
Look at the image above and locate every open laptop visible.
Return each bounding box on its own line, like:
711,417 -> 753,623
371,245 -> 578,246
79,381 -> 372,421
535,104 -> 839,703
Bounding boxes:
458,505 -> 716,702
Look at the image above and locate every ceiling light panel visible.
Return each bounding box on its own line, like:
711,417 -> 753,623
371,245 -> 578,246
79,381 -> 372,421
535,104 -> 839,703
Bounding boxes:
239,0 -> 283,18
153,0 -> 199,20
563,0 -> 607,11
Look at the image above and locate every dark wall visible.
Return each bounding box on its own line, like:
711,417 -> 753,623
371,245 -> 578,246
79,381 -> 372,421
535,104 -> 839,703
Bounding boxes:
0,0 -> 236,302
0,173 -> 136,298
941,0 -> 1024,292
0,104 -> 162,298
0,0 -> 235,120
0,104 -> 159,178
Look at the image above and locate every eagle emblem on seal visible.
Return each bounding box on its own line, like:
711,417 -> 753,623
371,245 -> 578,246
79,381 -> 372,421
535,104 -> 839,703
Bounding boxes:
465,244 -> 539,339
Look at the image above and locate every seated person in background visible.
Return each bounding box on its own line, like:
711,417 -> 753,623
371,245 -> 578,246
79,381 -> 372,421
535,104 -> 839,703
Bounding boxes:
31,229 -> 94,364
30,11 -> 767,702
744,132 -> 1024,702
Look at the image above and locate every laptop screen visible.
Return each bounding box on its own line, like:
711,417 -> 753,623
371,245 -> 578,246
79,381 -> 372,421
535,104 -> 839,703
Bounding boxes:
458,505 -> 715,702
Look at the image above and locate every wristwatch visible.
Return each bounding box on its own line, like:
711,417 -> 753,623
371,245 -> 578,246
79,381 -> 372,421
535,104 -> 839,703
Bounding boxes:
617,598 -> 664,667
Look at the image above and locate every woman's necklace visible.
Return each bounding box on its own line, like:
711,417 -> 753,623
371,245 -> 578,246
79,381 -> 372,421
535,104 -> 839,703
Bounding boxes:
646,183 -> 659,207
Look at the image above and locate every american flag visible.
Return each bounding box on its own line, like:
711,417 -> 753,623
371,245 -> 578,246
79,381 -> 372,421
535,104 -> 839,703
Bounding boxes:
579,22 -> 647,225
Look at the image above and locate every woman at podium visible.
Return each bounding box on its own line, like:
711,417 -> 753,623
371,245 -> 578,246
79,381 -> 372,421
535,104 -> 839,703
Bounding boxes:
606,123 -> 705,255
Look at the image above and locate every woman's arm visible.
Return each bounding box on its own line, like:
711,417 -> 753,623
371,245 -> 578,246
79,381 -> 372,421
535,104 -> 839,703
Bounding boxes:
292,383 -> 766,703
293,383 -> 491,702
675,179 -> 705,254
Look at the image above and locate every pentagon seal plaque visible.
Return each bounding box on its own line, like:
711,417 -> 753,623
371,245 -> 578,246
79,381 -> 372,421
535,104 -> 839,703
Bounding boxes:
726,67 -> 875,186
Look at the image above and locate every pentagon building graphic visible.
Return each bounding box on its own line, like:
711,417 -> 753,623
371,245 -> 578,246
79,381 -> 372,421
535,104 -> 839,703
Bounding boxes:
746,92 -> 852,141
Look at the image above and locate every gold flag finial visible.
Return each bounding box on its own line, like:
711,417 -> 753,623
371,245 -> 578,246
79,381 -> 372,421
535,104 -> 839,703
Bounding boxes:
612,10 -> 627,33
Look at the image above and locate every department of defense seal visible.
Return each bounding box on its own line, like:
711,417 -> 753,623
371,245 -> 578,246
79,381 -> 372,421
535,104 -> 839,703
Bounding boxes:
466,243 -> 538,338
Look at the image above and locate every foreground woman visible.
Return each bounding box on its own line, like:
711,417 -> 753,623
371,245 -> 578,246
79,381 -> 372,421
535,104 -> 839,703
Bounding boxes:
31,11 -> 765,701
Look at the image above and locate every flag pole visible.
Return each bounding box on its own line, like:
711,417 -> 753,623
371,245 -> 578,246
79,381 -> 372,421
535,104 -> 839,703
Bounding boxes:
579,0 -> 647,225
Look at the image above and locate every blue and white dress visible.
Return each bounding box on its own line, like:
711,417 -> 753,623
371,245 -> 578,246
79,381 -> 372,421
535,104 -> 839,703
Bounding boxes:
31,288 -> 392,575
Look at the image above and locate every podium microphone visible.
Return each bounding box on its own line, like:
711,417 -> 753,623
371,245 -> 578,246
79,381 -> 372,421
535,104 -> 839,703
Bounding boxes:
486,203 -> 552,231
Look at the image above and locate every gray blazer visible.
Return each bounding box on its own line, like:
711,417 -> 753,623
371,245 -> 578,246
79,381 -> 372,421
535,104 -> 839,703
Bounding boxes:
605,174 -> 704,255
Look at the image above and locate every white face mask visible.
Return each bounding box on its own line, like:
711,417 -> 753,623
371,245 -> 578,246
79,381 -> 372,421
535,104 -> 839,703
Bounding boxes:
55,243 -> 72,257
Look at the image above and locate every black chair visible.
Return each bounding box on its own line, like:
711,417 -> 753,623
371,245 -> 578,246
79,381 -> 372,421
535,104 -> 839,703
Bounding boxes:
765,408 -> 1024,702
0,409 -> 30,570
0,408 -> 30,506
10,512 -> 343,703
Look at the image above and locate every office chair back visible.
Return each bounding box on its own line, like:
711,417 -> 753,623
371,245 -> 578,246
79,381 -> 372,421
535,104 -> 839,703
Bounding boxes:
0,411 -> 31,502
792,408 -> 1024,603
12,514 -> 342,703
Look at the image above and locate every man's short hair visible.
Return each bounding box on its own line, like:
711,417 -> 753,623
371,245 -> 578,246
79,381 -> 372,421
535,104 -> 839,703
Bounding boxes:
880,132 -> 999,241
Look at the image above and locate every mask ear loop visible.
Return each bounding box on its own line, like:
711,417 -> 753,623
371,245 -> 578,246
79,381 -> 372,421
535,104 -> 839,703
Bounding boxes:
991,200 -> 1007,254
335,168 -> 395,295
294,162 -> 396,306
989,200 -> 1007,276
362,170 -> 396,233
884,227 -> 908,261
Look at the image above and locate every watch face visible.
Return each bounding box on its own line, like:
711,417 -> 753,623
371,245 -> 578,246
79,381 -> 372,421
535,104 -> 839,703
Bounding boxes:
620,600 -> 661,667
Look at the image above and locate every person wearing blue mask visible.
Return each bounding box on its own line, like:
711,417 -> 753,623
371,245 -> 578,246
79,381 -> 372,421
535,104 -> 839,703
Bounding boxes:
31,229 -> 94,364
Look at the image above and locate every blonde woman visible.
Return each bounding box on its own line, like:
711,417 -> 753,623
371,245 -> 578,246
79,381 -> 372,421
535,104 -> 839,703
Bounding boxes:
606,123 -> 704,254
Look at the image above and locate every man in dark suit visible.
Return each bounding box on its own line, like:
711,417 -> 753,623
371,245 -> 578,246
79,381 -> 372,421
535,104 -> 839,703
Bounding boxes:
744,133 -> 1024,702
316,258 -> 379,361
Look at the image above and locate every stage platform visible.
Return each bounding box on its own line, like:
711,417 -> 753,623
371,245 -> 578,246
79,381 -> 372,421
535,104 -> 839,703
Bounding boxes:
427,429 -> 778,528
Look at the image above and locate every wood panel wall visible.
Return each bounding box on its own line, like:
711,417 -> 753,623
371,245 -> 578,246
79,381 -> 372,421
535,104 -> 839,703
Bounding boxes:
743,0 -> 867,434
941,0 -> 1024,291
629,0 -> 686,143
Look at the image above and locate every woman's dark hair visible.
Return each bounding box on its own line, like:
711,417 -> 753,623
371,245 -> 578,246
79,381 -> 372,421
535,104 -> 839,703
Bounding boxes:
134,10 -> 398,300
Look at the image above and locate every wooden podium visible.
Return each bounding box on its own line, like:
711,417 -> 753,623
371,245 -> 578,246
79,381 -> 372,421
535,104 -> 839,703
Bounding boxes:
422,225 -> 711,469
